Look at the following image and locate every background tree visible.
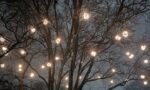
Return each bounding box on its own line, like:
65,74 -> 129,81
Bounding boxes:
0,0 -> 150,90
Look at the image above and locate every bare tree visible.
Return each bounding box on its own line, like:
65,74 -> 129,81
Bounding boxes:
0,0 -> 150,90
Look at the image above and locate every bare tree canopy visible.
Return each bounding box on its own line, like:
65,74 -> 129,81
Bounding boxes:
0,0 -> 150,90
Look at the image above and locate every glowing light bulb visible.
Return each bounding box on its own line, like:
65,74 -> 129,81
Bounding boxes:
18,68 -> 23,72
18,64 -> 22,68
65,76 -> 68,81
55,56 -> 60,61
141,45 -> 147,51
129,54 -> 134,59
41,65 -> 45,69
140,75 -> 145,79
90,50 -> 97,57
30,73 -> 35,78
55,38 -> 61,44
46,62 -> 52,67
20,49 -> 26,55
143,59 -> 149,64
43,19 -> 49,25
112,68 -> 116,73
143,81 -> 148,85
97,75 -> 101,79
1,46 -> 7,51
0,37 -> 5,42
0,64 -> 5,68
122,31 -> 129,38
115,35 -> 122,41
30,27 -> 36,33
126,51 -> 130,56
110,80 -> 114,84
65,84 -> 69,88
83,12 -> 90,20
79,76 -> 82,80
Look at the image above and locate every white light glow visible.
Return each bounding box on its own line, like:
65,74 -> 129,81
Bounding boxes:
141,45 -> 147,51
30,73 -> 35,78
140,75 -> 145,79
0,64 -> 5,68
122,31 -> 129,38
1,46 -> 7,51
43,19 -> 49,25
143,81 -> 148,85
0,37 -> 5,43
30,27 -> 36,33
144,59 -> 149,64
20,49 -> 26,55
83,12 -> 90,20
129,54 -> 134,59
55,38 -> 61,44
115,35 -> 122,41
90,50 -> 97,57
46,62 -> 52,67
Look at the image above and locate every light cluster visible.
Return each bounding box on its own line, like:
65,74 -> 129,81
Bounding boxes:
18,64 -> 23,72
115,30 -> 129,41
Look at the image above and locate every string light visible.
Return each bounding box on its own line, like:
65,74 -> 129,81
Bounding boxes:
122,31 -> 129,38
143,80 -> 148,85
65,84 -> 69,89
83,12 -> 90,20
128,54 -> 134,59
0,37 -> 5,43
0,64 -> 5,68
110,80 -> 114,84
115,35 -> 122,41
97,75 -> 101,79
55,38 -> 61,44
141,45 -> 147,51
41,65 -> 45,69
90,50 -> 97,57
112,68 -> 116,73
65,76 -> 68,81
143,59 -> 149,64
30,27 -> 36,33
43,18 -> 49,25
20,49 -> 26,55
79,76 -> 82,80
140,75 -> 146,79
126,51 -> 130,56
18,68 -> 23,72
55,56 -> 60,61
30,72 -> 35,78
46,62 -> 52,67
18,64 -> 23,68
1,46 -> 8,52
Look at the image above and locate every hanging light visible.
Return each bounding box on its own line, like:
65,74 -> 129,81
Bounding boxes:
112,68 -> 116,73
30,72 -> 35,78
126,51 -> 130,56
115,35 -> 122,41
140,75 -> 145,79
30,27 -> 36,33
0,37 -> 5,43
65,76 -> 68,81
110,80 -> 114,84
18,64 -> 23,68
41,65 -> 45,69
141,45 -> 147,51
1,46 -> 8,52
128,54 -> 134,59
55,38 -> 61,44
90,50 -> 97,57
122,30 -> 129,38
65,84 -> 69,89
0,64 -> 5,68
46,62 -> 52,67
20,49 -> 26,56
143,59 -> 149,64
18,68 -> 23,72
83,12 -> 90,20
43,18 -> 49,25
143,81 -> 148,85
55,56 -> 60,61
